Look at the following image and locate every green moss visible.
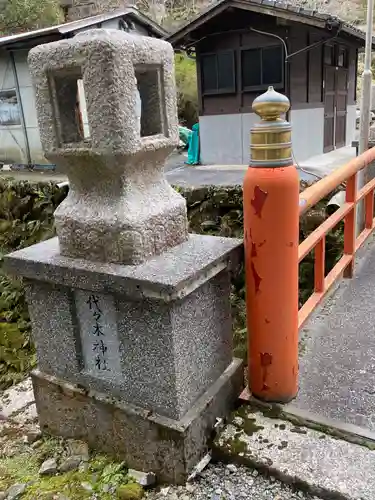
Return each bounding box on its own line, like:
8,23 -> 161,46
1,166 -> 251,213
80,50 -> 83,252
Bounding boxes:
117,483 -> 144,500
234,405 -> 251,420
23,471 -> 93,500
229,436 -> 247,455
242,418 -> 264,436
260,405 -> 283,420
278,440 -> 288,450
0,448 -> 42,487
290,427 -> 307,435
0,434 -> 139,500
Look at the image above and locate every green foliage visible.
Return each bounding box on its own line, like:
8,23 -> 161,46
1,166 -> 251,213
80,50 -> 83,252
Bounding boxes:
136,0 -> 199,32
0,179 -> 68,390
0,440 -> 138,500
0,0 -> 63,35
174,53 -> 198,128
97,462 -> 128,491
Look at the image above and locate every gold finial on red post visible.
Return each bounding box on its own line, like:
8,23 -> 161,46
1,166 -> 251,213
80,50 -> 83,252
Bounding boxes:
244,87 -> 299,403
250,86 -> 292,167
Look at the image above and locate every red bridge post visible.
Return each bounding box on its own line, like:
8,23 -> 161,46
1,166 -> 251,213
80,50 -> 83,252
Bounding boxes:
243,86 -> 300,402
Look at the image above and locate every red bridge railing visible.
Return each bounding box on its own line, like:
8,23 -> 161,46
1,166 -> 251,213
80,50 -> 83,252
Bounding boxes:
298,146 -> 375,328
244,86 -> 375,404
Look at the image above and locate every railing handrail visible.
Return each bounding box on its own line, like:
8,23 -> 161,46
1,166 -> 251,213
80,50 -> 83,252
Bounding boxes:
299,146 -> 375,216
297,145 -> 375,329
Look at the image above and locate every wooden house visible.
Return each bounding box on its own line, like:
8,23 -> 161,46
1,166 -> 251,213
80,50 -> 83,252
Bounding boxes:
168,0 -> 371,164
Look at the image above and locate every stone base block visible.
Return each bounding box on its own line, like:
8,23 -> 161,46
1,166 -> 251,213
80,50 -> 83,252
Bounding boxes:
5,234 -> 242,421
31,358 -> 243,484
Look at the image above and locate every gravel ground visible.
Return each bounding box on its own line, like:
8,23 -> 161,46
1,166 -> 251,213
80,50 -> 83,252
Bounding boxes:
146,462 -> 322,500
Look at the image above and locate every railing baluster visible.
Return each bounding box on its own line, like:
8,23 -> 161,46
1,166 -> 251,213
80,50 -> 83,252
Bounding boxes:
343,174 -> 356,278
314,236 -> 325,292
365,189 -> 375,229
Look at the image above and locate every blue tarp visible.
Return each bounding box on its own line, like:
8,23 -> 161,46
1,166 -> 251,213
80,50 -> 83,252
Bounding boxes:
179,126 -> 192,147
186,123 -> 200,165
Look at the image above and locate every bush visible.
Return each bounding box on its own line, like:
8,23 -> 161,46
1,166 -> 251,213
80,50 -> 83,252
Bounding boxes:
0,0 -> 63,35
0,179 -> 68,390
174,53 -> 198,128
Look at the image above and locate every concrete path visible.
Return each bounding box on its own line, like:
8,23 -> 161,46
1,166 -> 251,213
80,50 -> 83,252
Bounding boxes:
294,234 -> 375,433
215,404 -> 375,500
297,145 -> 356,178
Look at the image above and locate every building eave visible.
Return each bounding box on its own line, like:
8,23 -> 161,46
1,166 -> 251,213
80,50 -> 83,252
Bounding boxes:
167,0 -> 374,49
0,7 -> 168,50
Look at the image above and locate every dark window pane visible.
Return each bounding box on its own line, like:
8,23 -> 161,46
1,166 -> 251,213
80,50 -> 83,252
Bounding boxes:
242,48 -> 261,88
217,51 -> 235,90
262,46 -> 283,85
202,54 -> 217,92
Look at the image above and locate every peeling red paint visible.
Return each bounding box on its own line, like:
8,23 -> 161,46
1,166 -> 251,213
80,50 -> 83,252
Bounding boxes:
251,242 -> 257,257
258,240 -> 266,248
251,262 -> 262,293
251,186 -> 268,218
260,352 -> 273,366
265,318 -> 270,324
260,352 -> 272,391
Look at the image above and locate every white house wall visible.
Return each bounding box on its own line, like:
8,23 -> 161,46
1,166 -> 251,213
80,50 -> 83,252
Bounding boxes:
199,107 -> 327,165
199,114 -> 243,165
346,104 -> 357,146
0,51 -> 28,164
241,113 -> 261,165
14,50 -> 46,163
290,107 -> 325,163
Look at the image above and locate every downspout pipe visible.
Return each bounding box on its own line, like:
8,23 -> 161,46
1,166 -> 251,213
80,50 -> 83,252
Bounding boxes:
9,50 -> 32,166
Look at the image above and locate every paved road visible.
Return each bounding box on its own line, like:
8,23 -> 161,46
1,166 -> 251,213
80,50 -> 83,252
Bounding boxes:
295,234 -> 375,432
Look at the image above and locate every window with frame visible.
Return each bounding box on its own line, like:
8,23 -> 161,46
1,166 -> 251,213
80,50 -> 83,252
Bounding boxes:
241,45 -> 284,91
324,44 -> 349,68
337,46 -> 349,68
201,50 -> 236,94
0,89 -> 21,126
